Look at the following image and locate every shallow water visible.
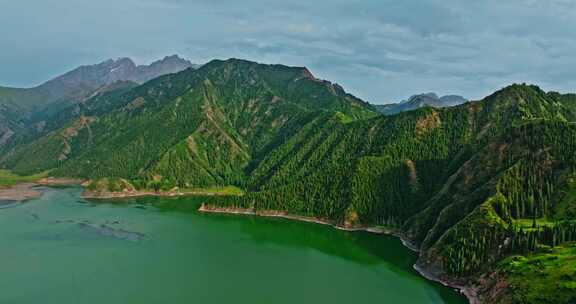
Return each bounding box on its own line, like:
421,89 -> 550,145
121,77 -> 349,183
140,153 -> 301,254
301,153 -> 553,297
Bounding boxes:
0,187 -> 467,303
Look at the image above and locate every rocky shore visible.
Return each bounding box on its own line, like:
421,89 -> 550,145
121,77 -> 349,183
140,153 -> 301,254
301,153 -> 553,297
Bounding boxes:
413,263 -> 480,304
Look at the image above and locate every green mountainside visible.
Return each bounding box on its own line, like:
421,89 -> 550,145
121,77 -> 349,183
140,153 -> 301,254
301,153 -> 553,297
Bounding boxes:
1,59 -> 376,189
0,86 -> 52,147
1,60 -> 575,303
199,82 -> 576,303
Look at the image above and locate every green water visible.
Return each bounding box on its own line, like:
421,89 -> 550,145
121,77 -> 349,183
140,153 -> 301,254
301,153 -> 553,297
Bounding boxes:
0,187 -> 467,304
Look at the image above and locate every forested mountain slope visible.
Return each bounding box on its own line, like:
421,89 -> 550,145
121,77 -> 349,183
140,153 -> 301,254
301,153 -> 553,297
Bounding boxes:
1,59 -> 376,189
202,83 -> 576,303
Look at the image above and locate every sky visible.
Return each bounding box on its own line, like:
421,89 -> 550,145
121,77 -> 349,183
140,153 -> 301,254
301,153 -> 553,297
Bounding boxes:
1,0 -> 576,104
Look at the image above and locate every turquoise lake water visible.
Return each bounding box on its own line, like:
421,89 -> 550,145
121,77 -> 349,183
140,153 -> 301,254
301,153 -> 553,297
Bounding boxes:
0,186 -> 467,303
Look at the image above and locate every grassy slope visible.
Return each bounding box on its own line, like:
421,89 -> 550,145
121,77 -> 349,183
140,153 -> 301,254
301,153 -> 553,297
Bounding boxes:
554,175 -> 576,220
0,169 -> 47,187
487,244 -> 576,304
0,86 -> 50,110
413,120 -> 574,275
84,177 -> 244,196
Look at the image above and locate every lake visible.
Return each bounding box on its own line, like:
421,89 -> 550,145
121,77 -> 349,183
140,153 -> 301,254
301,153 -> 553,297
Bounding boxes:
0,186 -> 467,303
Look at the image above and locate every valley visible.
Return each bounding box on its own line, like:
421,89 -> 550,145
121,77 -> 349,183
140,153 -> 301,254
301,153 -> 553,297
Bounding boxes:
1,58 -> 576,303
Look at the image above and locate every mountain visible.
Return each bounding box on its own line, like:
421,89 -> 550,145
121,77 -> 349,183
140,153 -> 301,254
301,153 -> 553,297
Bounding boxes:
1,59 -> 376,186
130,55 -> 200,83
200,84 -> 576,303
1,57 -> 576,304
0,55 -> 196,151
37,55 -> 195,100
375,92 -> 467,115
0,55 -> 194,111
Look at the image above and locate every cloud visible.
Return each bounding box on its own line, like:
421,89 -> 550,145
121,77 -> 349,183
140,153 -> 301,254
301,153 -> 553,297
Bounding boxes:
1,0 -> 575,103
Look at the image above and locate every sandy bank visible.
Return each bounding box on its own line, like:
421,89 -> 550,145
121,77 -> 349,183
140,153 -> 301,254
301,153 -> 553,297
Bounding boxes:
0,183 -> 41,201
0,178 -> 83,202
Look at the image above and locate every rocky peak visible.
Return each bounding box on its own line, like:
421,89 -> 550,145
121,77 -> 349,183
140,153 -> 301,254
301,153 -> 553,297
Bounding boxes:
132,55 -> 194,83
300,67 -> 315,80
35,55 -> 195,100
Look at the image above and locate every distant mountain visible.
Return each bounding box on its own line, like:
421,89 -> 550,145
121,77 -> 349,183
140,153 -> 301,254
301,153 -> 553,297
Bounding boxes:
27,55 -> 195,106
438,94 -> 467,106
39,55 -> 195,99
0,55 -> 196,149
0,55 -> 194,112
375,92 -> 467,115
130,55 -> 200,84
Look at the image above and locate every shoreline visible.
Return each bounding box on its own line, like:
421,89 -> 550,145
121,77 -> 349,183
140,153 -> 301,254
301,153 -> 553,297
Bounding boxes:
0,183 -> 41,202
413,263 -> 480,304
0,181 -> 478,303
0,177 -> 83,202
0,177 -> 241,201
198,204 -> 422,250
82,190 -> 237,199
198,204 -> 476,303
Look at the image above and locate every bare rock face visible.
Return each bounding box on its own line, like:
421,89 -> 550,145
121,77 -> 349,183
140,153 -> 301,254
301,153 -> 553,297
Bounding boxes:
131,55 -> 197,84
0,54 -> 196,111
39,55 -> 195,99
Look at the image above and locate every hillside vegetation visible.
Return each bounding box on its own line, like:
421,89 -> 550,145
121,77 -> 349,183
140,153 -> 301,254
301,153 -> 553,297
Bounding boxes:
1,60 -> 576,303
2,59 -> 376,190
0,170 -> 47,187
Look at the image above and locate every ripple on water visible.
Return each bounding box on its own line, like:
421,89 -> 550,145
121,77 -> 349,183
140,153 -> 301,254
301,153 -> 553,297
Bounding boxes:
0,200 -> 21,209
77,221 -> 146,242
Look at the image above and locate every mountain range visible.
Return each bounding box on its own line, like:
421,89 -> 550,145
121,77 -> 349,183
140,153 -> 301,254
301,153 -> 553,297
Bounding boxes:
375,93 -> 467,115
0,55 -> 195,110
0,55 -> 196,150
1,58 -> 576,303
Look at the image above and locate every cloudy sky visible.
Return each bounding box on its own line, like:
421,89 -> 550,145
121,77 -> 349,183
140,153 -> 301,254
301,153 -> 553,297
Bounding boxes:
1,0 -> 575,103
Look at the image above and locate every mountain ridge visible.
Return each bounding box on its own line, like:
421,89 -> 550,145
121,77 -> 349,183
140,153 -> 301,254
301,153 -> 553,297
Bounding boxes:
0,55 -> 195,110
0,55 -> 197,152
1,59 -> 376,187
